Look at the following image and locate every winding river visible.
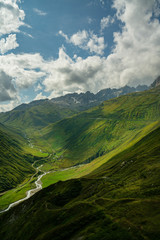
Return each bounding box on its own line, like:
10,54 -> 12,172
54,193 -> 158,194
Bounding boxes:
0,164 -> 82,214
0,168 -> 48,214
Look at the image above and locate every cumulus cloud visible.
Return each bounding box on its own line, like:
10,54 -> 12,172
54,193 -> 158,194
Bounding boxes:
59,30 -> 106,55
33,8 -> 47,16
100,16 -> 115,32
0,53 -> 46,89
70,30 -> 88,46
0,0 -> 26,36
0,70 -> 17,102
0,34 -> 19,54
46,0 -> 160,93
109,0 -> 160,86
43,47 -> 105,95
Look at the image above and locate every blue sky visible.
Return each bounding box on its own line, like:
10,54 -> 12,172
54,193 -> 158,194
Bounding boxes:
0,0 -> 160,112
17,0 -> 117,59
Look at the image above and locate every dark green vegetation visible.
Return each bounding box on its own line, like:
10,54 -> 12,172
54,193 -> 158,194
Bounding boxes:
0,123 -> 35,193
0,124 -> 160,240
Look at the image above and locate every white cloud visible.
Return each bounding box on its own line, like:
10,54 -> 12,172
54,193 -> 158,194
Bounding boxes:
34,92 -> 48,100
22,31 -> 34,39
58,30 -> 69,41
42,47 -> 107,95
33,8 -> 47,16
70,30 -> 88,46
59,30 -> 106,55
0,53 -> 46,89
0,99 -> 20,112
0,34 -> 19,54
109,0 -> 160,86
45,0 -> 160,94
0,0 -> 26,36
0,70 -> 17,102
100,16 -> 115,32
87,33 -> 106,55
35,83 -> 43,92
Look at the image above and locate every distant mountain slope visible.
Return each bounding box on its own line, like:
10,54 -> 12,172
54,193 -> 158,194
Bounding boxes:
0,124 -> 35,192
50,84 -> 148,108
150,76 -> 160,88
36,86 -> 160,167
0,125 -> 160,240
0,84 -> 148,131
0,100 -> 78,131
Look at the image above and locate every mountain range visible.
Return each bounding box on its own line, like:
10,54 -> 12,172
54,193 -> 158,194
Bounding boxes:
0,84 -> 148,131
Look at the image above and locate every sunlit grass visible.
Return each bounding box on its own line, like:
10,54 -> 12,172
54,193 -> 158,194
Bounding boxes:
0,178 -> 36,211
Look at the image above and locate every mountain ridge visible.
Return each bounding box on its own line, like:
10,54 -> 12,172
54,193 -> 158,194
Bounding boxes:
15,84 -> 149,112
0,84 -> 149,132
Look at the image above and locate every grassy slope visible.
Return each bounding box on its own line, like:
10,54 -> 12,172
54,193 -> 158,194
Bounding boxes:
0,100 -> 78,132
0,123 -> 38,193
0,125 -> 160,240
41,120 -> 160,188
34,87 -> 160,169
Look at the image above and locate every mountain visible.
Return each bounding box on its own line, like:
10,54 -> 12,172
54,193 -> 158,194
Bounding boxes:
0,123 -> 35,193
0,84 -> 148,132
33,86 -> 160,168
150,76 -> 160,88
50,84 -> 148,109
0,100 -> 78,132
0,124 -> 159,240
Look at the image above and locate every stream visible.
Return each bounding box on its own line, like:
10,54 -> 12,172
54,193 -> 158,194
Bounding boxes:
0,164 -> 82,214
0,167 -> 48,214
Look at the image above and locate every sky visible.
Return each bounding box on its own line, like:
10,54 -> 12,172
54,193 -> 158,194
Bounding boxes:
0,0 -> 160,112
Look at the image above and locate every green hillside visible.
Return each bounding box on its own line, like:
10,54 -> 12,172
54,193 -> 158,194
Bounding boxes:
0,100 -> 78,132
0,123 -> 35,193
34,87 -> 160,169
0,87 -> 159,195
0,124 -> 160,240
